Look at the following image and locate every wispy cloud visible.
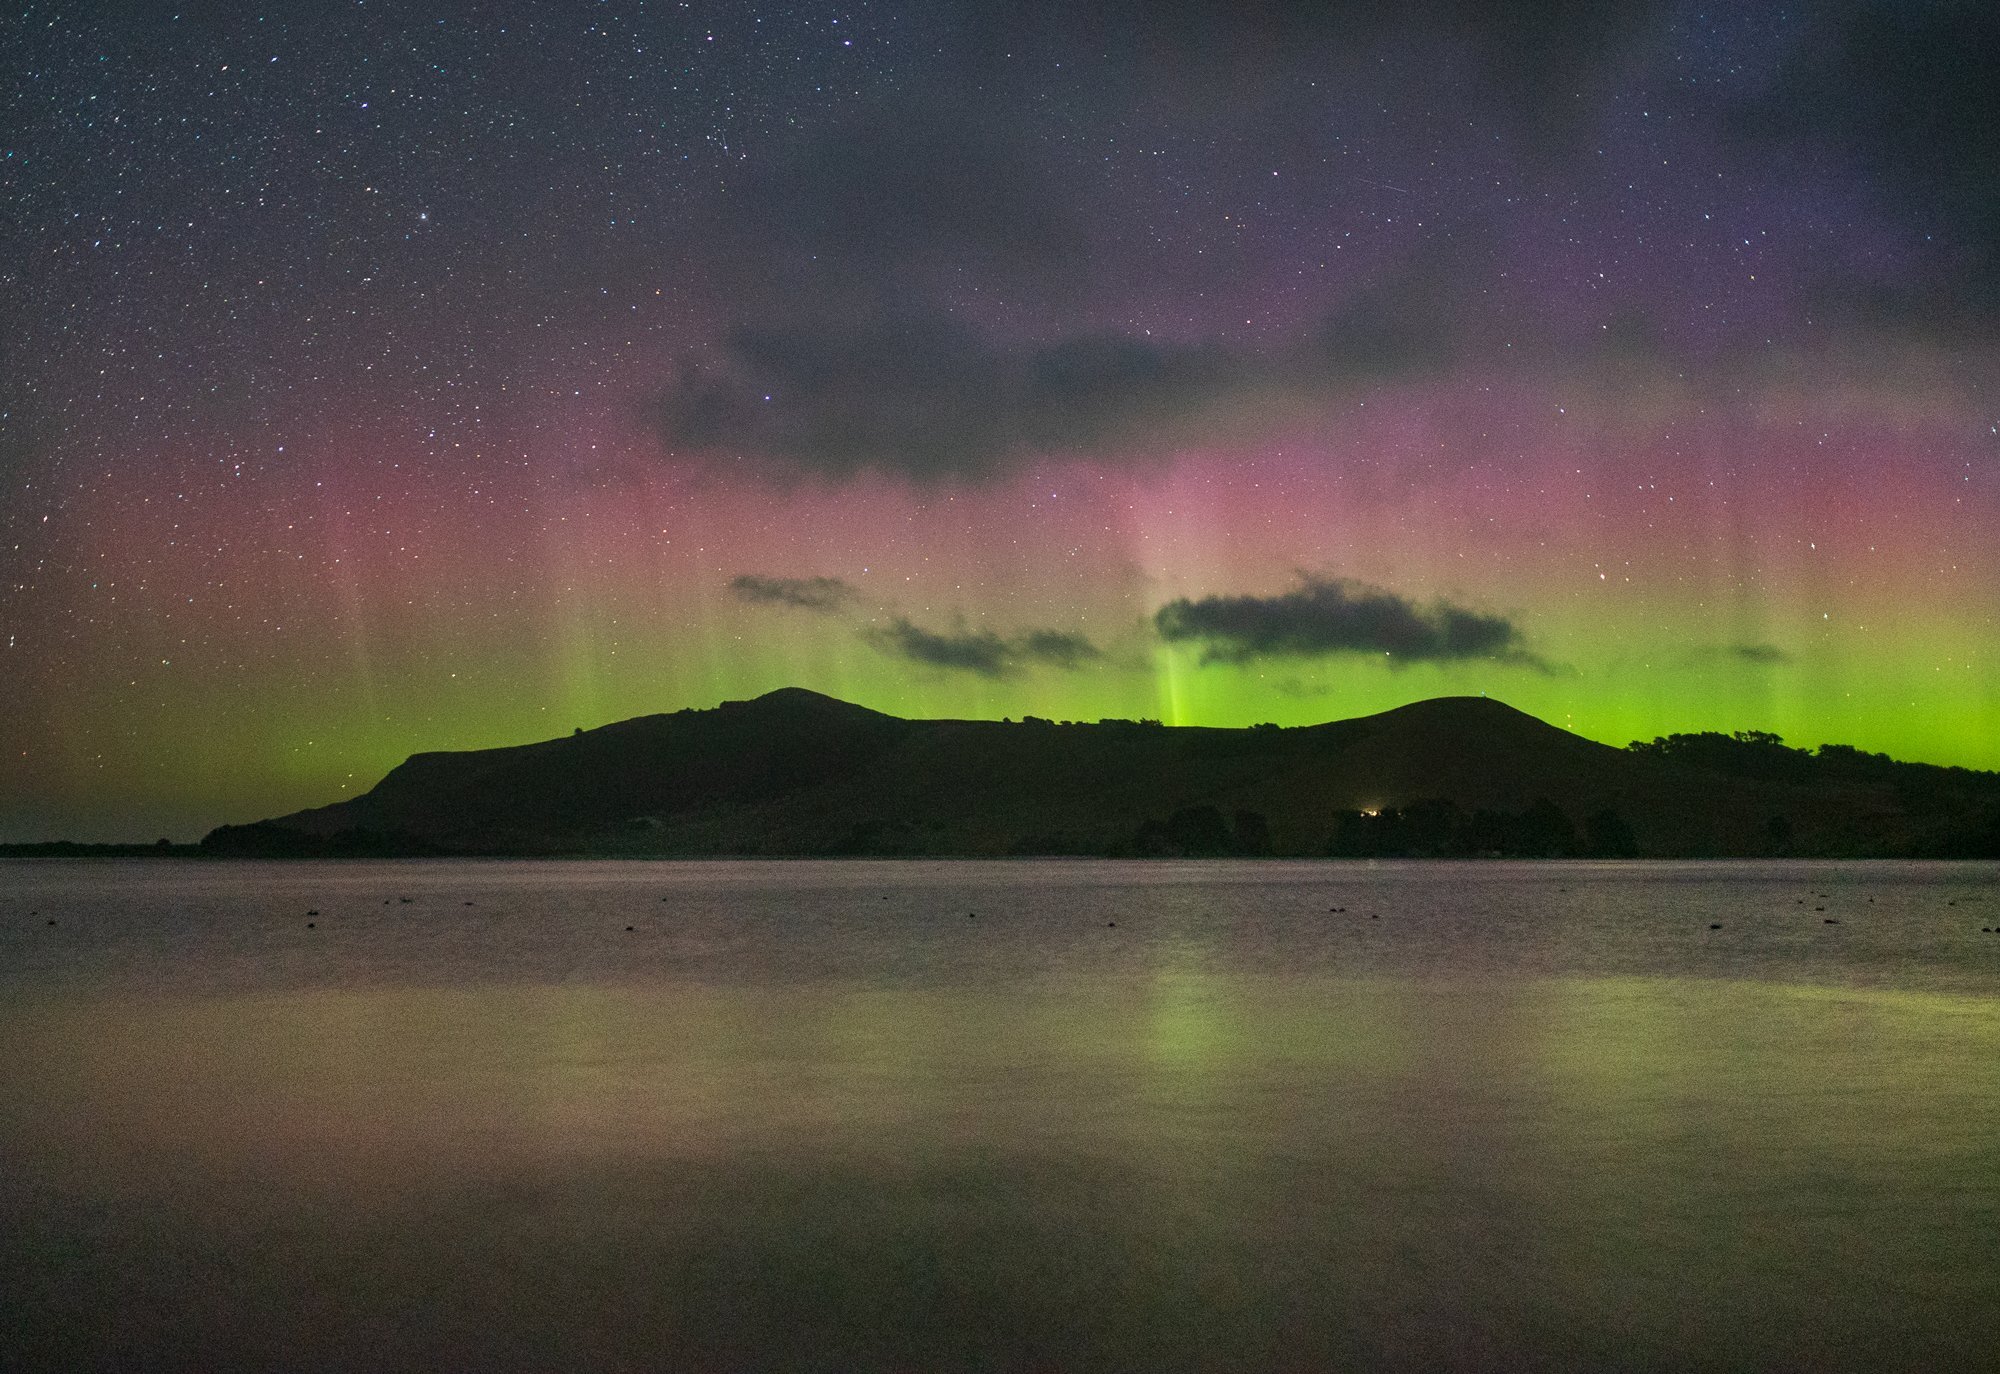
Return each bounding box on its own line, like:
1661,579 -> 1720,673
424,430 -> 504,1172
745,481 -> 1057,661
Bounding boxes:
728,573 -> 860,613
1727,642 -> 1792,666
732,574 -> 1103,677
1680,641 -> 1793,667
866,617 -> 1103,678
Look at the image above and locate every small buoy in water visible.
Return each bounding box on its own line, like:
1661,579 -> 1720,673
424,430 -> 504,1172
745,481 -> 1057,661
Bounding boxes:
46,919 -> 55,927
307,922 -> 315,929
625,926 -> 634,932
968,912 -> 976,919
1370,913 -> 1379,919
1107,921 -> 1117,928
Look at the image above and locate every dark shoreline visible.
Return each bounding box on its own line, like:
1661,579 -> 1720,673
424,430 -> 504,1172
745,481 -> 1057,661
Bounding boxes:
0,842 -> 208,859
7,846 -> 1999,864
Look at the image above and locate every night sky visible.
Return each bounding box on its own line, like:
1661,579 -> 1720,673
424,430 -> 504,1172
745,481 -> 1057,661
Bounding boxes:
4,1 -> 1997,840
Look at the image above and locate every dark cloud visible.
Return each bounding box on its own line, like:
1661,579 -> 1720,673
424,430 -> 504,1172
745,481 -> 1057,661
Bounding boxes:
1015,629 -> 1104,671
655,234 -> 1495,485
1728,643 -> 1792,666
1680,642 -> 1795,668
658,317 -> 1242,484
728,574 -> 859,613
1270,676 -> 1337,700
867,618 -> 1102,678
736,572 -> 1112,676
1155,575 -> 1546,669
641,0 -> 1994,493
870,620 -> 1012,677
730,575 -> 1102,675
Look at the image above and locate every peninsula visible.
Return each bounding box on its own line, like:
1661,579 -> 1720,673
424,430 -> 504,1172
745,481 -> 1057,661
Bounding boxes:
190,689 -> 2000,859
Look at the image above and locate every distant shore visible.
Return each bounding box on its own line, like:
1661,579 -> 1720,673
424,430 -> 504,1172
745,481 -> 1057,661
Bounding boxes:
0,841 -> 208,858
8,844 -> 1999,864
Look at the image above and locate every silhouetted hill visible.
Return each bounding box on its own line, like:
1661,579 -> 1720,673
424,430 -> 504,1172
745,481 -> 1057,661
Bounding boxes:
199,691 -> 2000,858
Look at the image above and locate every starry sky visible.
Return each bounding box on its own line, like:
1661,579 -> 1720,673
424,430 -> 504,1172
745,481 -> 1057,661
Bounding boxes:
3,1 -> 1997,840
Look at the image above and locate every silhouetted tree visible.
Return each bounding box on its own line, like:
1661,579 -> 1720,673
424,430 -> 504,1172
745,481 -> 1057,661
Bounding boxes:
1520,799 -> 1580,856
1463,808 -> 1509,855
1628,731 -> 1813,782
1328,809 -> 1383,856
1401,798 -> 1468,855
1583,808 -> 1638,858
1232,808 -> 1272,856
1166,804 -> 1233,855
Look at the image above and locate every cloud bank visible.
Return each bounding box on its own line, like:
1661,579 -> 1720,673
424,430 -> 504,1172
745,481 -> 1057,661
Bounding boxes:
655,242 -> 1483,485
1155,575 -> 1547,670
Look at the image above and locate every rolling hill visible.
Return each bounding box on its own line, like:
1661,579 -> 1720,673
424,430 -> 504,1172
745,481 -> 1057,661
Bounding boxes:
199,688 -> 2000,858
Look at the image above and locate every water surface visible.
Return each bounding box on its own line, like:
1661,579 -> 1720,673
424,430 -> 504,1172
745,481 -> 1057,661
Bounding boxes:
3,859 -> 1997,1370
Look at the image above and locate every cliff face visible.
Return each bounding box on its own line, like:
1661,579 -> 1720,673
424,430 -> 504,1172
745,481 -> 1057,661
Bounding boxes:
201,689 -> 2000,858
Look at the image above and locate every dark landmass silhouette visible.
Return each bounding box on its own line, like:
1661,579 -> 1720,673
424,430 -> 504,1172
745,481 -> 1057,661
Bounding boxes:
168,688 -> 2000,859
0,839 -> 199,858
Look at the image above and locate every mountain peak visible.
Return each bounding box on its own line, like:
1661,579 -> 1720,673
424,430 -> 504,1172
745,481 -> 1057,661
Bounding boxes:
745,686 -> 849,707
1370,695 -> 1547,725
730,686 -> 892,717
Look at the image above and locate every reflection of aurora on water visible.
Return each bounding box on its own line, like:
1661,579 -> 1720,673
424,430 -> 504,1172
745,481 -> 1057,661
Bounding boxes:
4,859 -> 1997,1368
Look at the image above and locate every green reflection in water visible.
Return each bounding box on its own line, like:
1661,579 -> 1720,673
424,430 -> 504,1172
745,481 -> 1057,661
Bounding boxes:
3,974 -> 1998,1370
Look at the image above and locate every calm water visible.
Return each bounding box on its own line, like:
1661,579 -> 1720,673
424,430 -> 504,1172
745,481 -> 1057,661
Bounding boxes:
2,859 -> 1997,1371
